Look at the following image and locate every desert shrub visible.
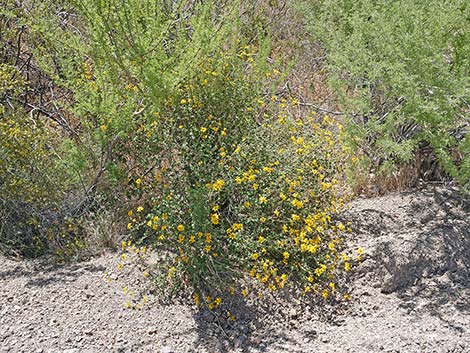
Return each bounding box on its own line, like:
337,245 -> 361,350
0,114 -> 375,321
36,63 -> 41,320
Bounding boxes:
47,0 -> 355,301
0,0 -> 245,256
302,0 -> 470,189
1,0 -> 357,305
0,63 -> 83,257
124,44 -> 355,304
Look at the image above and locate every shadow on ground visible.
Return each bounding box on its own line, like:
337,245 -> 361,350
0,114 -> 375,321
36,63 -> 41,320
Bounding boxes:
349,186 -> 469,325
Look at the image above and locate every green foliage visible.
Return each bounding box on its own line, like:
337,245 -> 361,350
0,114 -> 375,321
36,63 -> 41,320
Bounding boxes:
0,0 -> 357,306
302,0 -> 470,187
125,44 -> 355,301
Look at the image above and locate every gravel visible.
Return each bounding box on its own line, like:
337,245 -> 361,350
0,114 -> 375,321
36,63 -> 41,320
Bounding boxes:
0,185 -> 468,352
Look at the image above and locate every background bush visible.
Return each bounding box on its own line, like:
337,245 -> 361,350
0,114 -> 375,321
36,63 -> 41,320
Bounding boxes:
302,0 -> 470,189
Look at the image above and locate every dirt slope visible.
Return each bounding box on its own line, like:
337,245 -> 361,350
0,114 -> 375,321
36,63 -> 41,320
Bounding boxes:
0,186 -> 468,353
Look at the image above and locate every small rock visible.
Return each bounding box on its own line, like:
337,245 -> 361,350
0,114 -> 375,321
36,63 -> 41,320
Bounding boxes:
289,308 -> 298,318
290,319 -> 299,328
161,346 -> 174,353
147,327 -> 158,335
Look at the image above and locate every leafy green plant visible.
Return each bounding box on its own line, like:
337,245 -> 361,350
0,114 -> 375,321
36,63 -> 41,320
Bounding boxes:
302,0 -> 470,188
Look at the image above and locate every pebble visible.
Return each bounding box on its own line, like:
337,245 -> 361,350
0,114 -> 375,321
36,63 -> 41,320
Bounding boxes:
161,346 -> 174,353
147,327 -> 158,335
289,308 -> 298,318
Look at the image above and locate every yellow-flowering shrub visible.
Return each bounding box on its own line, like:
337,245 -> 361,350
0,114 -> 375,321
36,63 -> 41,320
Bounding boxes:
127,47 -> 355,303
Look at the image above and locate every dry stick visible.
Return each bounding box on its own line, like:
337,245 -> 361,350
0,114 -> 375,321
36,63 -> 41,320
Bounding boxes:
14,25 -> 26,67
298,101 -> 344,116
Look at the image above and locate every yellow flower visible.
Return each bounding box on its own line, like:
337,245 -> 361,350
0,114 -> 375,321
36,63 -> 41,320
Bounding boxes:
212,179 -> 225,191
168,266 -> 176,278
292,199 -> 303,209
344,262 -> 351,271
232,223 -> 243,231
135,178 -> 142,188
315,264 -> 327,277
127,223 -> 133,230
137,206 -> 144,212
177,224 -> 185,232
262,166 -> 273,173
252,252 -> 259,260
329,282 -> 336,292
291,214 -> 300,222
178,234 -> 185,243
241,288 -> 248,297
193,293 -> 199,305
204,245 -> 212,252
338,222 -> 345,231
214,297 -> 222,307
127,210 -> 133,217
259,196 -> 267,204
322,289 -> 329,299
210,213 -> 219,225
244,201 -> 251,208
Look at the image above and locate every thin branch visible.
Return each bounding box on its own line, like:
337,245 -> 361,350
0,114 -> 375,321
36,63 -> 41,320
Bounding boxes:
298,101 -> 345,115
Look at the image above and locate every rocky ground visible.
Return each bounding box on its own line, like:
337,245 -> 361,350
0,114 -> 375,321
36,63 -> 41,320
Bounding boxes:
1,185 -> 469,353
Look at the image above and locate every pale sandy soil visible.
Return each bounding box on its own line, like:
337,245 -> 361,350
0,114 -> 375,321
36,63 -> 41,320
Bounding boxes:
1,185 -> 468,353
